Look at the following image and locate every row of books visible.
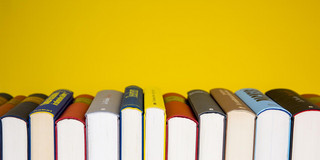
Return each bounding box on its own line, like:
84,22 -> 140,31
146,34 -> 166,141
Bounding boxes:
0,86 -> 320,160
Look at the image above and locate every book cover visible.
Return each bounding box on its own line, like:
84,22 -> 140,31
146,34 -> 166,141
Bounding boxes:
266,89 -> 320,160
301,94 -> 320,106
29,89 -> 73,160
30,89 -> 74,119
210,88 -> 254,113
144,87 -> 166,160
120,85 -> 144,160
85,90 -> 123,160
163,93 -> 198,160
86,90 -> 123,115
266,89 -> 320,115
0,93 -> 47,160
210,88 -> 255,160
0,93 -> 13,106
56,94 -> 94,123
235,88 -> 291,116
188,89 -> 225,118
187,89 -> 226,160
56,94 -> 94,160
0,95 -> 26,117
236,88 -> 291,160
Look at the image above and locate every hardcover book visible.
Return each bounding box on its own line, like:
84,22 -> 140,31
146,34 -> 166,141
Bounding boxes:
0,95 -> 26,117
120,85 -> 144,160
1,94 -> 47,160
210,88 -> 255,160
29,89 -> 73,160
85,90 -> 123,160
266,89 -> 320,160
301,94 -> 320,106
236,88 -> 291,160
144,87 -> 166,160
164,93 -> 198,160
0,93 -> 13,106
188,89 -> 226,160
56,94 -> 94,160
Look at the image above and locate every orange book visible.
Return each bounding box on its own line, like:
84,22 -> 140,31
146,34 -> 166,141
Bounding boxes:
163,93 -> 198,160
0,95 -> 26,116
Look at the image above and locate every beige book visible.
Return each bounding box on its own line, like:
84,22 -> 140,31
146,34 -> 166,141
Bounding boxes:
210,88 -> 256,160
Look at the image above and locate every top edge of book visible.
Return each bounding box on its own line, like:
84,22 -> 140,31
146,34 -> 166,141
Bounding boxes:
144,87 -> 165,111
86,90 -> 123,116
120,85 -> 143,111
210,88 -> 255,114
30,89 -> 73,119
235,88 -> 291,116
188,89 -> 225,119
266,88 -> 320,116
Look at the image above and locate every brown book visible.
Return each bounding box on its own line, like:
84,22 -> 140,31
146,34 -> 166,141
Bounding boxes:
0,93 -> 13,106
0,95 -> 26,117
210,88 -> 255,160
163,93 -> 198,160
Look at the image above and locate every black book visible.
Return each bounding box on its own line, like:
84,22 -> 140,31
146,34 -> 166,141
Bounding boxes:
1,93 -> 47,160
0,93 -> 13,106
266,89 -> 320,160
188,89 -> 226,160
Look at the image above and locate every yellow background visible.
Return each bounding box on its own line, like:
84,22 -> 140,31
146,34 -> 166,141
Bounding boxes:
1,0 -> 319,97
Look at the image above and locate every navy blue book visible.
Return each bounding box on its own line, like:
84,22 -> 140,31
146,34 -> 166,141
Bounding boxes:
29,89 -> 73,160
120,85 -> 144,160
236,88 -> 291,160
1,94 -> 47,160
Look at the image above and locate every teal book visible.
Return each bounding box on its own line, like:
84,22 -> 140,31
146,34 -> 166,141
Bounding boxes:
235,88 -> 291,160
120,85 -> 144,160
29,89 -> 73,160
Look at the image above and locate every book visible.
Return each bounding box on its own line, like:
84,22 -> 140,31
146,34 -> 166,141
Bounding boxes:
1,94 -> 47,160
85,90 -> 123,160
0,95 -> 26,117
0,93 -> 13,106
187,89 -> 226,160
266,89 -> 320,160
56,94 -> 94,160
144,87 -> 166,160
30,89 -> 73,160
120,85 -> 144,160
235,88 -> 291,160
164,93 -> 198,160
301,94 -> 320,106
210,88 -> 255,160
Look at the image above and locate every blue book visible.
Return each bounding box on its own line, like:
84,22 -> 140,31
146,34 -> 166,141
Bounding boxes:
29,89 -> 73,160
120,85 -> 143,160
235,88 -> 292,160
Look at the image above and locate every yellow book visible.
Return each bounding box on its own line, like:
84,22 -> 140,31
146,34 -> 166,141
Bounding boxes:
144,87 -> 166,160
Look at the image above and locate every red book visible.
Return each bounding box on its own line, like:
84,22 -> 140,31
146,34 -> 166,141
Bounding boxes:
55,94 -> 94,160
163,93 -> 198,160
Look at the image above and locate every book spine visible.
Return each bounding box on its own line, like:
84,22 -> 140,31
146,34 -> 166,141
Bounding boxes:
120,85 -> 144,160
120,85 -> 143,111
235,88 -> 290,115
144,87 -> 166,160
0,93 -> 13,106
266,89 -> 320,116
30,89 -> 73,119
